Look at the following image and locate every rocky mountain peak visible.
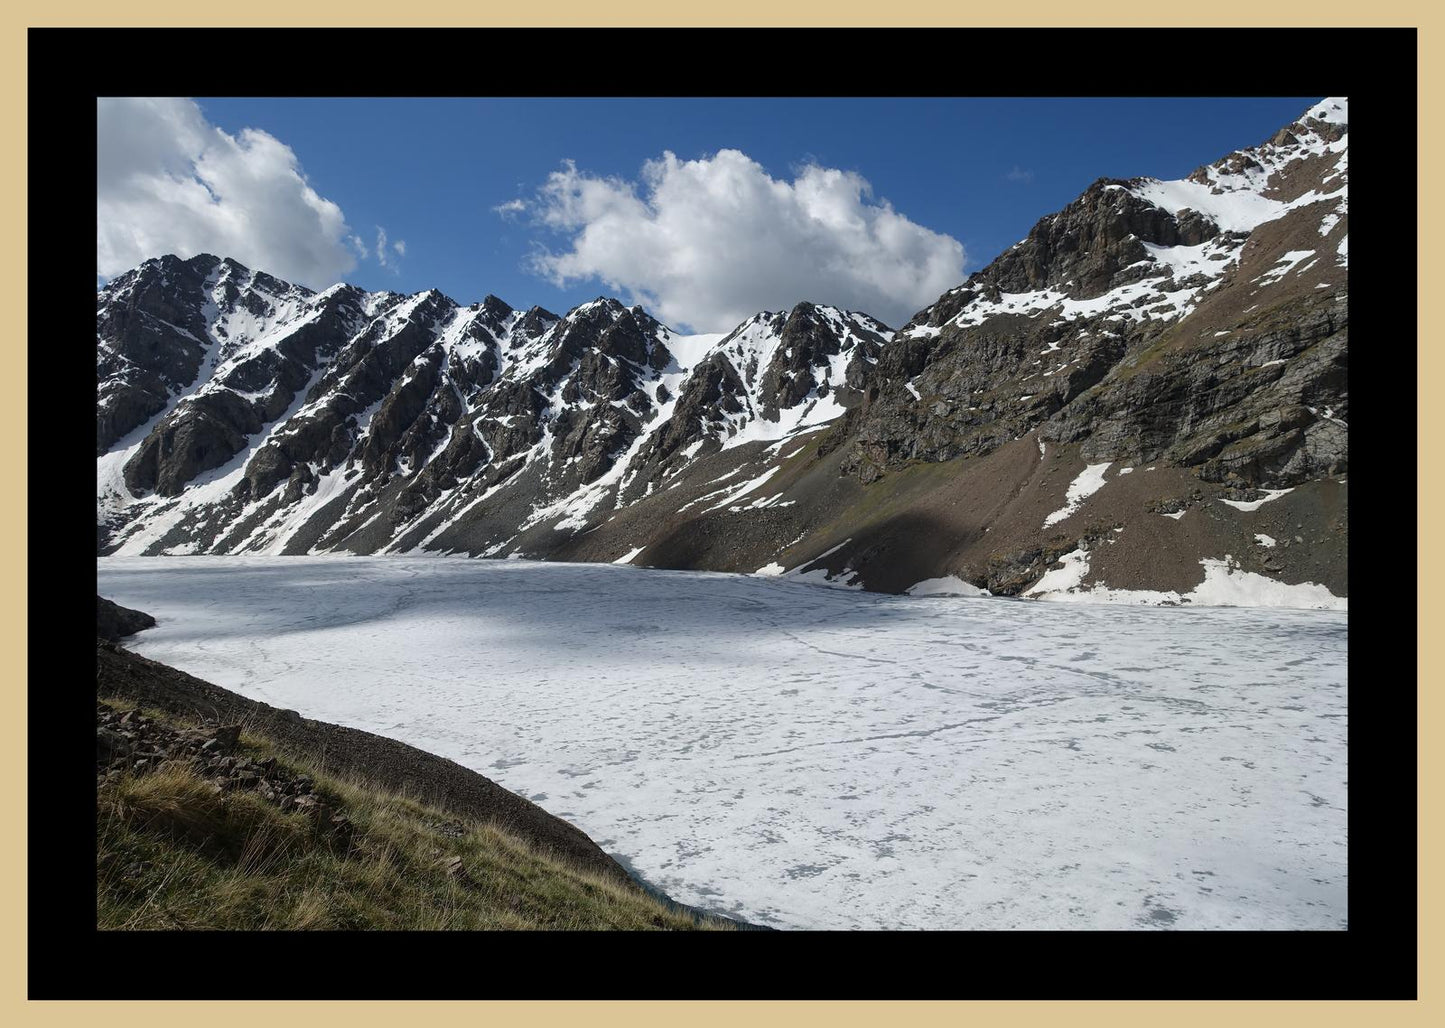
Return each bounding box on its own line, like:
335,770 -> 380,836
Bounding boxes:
981,177 -> 1225,302
97,99 -> 1347,608
477,293 -> 513,316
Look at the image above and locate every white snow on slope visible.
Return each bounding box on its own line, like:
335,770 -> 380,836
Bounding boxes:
931,115 -> 1351,338
1025,547 -> 1093,595
1025,548 -> 1345,611
1219,488 -> 1293,512
906,575 -> 989,597
1129,178 -> 1288,234
100,556 -> 1347,932
1128,100 -> 1348,237
1043,462 -> 1112,528
699,466 -> 781,513
657,330 -> 728,368
1257,250 -> 1317,287
1305,97 -> 1348,125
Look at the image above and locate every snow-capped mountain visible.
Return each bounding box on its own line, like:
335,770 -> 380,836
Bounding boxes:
97,98 -> 1348,606
98,256 -> 891,561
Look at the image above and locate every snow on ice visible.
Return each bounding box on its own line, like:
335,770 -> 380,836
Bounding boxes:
99,556 -> 1348,932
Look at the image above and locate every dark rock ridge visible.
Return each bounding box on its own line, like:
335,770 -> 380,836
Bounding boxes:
831,100 -> 1349,492
97,98 -> 1347,602
97,595 -> 156,642
98,262 -> 889,561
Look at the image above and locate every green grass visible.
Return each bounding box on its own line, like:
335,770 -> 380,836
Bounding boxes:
97,699 -> 724,931
799,449 -> 979,549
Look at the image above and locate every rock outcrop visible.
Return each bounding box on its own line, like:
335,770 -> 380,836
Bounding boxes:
97,595 -> 156,642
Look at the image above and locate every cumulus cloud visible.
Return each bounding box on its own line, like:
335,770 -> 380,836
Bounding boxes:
97,97 -> 358,288
493,198 -> 527,219
519,151 -> 966,331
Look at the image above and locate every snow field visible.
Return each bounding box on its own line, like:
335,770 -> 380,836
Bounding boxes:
99,556 -> 1347,931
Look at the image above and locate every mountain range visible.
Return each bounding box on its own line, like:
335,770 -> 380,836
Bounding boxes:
97,97 -> 1348,605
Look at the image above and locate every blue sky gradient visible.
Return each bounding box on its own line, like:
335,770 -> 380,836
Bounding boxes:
106,96 -> 1321,328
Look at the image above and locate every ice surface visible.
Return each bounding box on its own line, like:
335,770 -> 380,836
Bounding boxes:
99,556 -> 1347,932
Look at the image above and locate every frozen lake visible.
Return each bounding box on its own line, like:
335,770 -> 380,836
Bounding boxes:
97,556 -> 1348,930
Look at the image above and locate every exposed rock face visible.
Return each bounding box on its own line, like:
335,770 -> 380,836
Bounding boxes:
99,263 -> 888,560
96,98 -> 1347,603
97,596 -> 156,642
985,178 -> 1222,299
828,98 -> 1349,497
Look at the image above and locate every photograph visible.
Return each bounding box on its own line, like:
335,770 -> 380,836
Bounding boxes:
92,90 -> 1352,939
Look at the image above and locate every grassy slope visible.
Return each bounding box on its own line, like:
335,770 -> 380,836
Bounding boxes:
97,698 -> 723,931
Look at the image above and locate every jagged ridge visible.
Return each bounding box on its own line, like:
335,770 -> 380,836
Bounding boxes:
97,99 -> 1348,607
98,257 -> 891,558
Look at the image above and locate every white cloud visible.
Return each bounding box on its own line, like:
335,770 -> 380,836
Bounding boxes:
97,97 -> 358,288
521,151 -> 966,332
373,227 -> 405,273
372,225 -> 407,271
1005,166 -> 1035,183
493,198 -> 527,219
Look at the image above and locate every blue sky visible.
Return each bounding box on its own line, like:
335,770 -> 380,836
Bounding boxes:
98,96 -> 1320,332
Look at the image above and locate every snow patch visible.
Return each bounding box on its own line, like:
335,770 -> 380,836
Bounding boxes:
1219,489 -> 1293,512
1256,250 -> 1316,287
1026,549 -> 1343,611
906,575 -> 990,598
1043,462 -> 1112,528
699,466 -> 781,513
1191,557 -> 1344,610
